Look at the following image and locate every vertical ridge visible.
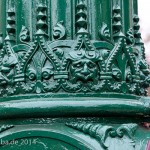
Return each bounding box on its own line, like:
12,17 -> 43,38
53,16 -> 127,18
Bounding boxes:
71,0 -> 75,39
48,0 -> 52,40
133,0 -> 138,15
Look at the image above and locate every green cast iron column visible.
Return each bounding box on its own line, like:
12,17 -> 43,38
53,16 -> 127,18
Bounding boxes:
0,0 -> 149,150
0,0 -> 139,41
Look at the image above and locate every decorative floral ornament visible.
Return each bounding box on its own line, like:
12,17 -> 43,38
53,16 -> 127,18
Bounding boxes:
53,21 -> 66,40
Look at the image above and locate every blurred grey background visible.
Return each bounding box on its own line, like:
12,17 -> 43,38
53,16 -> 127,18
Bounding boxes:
138,0 -> 150,95
139,0 -> 150,64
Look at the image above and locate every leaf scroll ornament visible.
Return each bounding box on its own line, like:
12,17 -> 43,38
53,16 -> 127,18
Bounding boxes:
66,122 -> 114,149
66,122 -> 137,149
53,21 -> 66,40
126,28 -> 135,46
19,26 -> 30,43
99,22 -> 111,43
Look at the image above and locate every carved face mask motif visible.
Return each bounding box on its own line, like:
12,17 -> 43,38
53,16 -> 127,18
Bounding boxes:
70,58 -> 98,82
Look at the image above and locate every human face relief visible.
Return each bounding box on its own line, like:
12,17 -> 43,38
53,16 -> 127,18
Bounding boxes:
70,58 -> 98,82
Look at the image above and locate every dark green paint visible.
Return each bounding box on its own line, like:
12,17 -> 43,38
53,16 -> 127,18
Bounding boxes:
0,0 -> 149,150
0,96 -> 149,119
